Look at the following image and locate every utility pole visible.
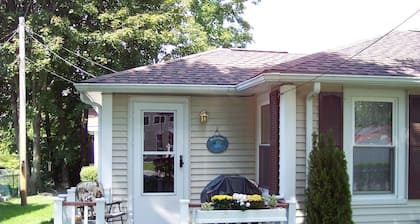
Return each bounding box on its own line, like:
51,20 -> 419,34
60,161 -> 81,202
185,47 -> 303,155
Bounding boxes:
18,16 -> 27,206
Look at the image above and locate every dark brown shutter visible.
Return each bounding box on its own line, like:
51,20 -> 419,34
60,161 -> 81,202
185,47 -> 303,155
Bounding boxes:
319,92 -> 343,150
408,95 -> 420,199
268,89 -> 279,194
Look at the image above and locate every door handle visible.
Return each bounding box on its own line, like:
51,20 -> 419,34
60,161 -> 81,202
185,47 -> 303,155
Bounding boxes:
179,155 -> 184,168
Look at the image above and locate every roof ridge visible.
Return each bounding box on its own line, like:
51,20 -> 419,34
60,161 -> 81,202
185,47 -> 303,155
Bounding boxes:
230,48 -> 289,54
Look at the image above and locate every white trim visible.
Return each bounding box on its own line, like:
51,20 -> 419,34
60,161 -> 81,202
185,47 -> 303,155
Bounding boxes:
256,92 -> 270,185
75,83 -> 241,95
343,88 -> 407,204
237,73 -> 420,91
279,85 -> 297,201
305,83 -> 320,187
99,93 -> 113,196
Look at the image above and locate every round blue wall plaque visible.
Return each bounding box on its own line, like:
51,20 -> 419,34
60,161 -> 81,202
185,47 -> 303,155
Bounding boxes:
207,135 -> 229,153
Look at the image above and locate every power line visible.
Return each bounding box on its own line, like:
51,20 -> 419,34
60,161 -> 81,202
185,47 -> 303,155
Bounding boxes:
26,28 -> 118,73
0,29 -> 17,42
0,29 -> 18,52
279,8 -> 420,96
29,34 -> 96,78
25,57 -> 76,85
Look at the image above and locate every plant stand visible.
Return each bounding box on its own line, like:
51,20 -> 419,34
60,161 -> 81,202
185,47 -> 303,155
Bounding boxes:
192,208 -> 287,224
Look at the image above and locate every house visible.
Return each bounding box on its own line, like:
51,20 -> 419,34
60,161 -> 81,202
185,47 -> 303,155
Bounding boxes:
75,30 -> 420,224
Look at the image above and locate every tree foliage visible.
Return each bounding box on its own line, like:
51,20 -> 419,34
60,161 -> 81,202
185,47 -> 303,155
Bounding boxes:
305,133 -> 353,224
0,0 -> 256,193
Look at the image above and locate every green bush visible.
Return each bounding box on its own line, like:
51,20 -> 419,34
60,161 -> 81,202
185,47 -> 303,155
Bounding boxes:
79,165 -> 98,182
305,133 -> 353,224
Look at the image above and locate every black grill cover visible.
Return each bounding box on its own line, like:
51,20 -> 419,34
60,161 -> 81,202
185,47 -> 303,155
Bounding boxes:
200,175 -> 262,203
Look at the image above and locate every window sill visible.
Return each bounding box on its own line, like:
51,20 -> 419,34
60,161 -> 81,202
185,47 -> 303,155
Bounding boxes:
352,195 -> 407,206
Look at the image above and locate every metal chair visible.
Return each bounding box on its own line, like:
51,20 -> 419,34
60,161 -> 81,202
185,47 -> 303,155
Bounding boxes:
105,200 -> 126,223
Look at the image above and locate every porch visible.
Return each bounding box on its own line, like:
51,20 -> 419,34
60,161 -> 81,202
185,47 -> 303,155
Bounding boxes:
53,187 -> 126,224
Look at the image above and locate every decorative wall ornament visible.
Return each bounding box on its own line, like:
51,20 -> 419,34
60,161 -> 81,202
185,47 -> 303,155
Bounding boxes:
207,129 -> 229,153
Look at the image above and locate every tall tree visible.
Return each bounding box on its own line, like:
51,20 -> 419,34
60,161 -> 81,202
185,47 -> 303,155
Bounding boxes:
0,0 -> 257,193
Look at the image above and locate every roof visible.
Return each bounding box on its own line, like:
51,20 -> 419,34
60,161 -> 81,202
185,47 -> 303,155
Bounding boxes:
83,48 -> 303,85
267,30 -> 420,77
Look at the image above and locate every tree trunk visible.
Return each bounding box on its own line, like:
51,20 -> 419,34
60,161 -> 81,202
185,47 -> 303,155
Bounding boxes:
11,74 -> 19,153
80,109 -> 90,166
29,109 -> 41,195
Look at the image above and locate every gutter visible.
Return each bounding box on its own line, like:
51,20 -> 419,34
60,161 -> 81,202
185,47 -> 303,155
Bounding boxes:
237,73 -> 420,91
305,82 -> 320,188
74,83 -> 242,95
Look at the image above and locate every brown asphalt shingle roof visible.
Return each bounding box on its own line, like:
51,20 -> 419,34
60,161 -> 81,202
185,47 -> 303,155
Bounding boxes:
267,30 -> 420,77
83,48 -> 303,85
84,30 -> 420,86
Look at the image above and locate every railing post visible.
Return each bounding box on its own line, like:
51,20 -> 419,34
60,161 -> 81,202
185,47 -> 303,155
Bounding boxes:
286,199 -> 296,224
66,187 -> 77,224
54,197 -> 64,224
96,197 -> 106,224
180,199 -> 190,224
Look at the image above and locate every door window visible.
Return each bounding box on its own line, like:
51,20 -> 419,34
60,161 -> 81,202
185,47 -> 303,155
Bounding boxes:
143,112 -> 175,193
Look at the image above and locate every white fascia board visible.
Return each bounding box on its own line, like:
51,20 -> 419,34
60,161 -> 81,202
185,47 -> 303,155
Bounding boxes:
79,91 -> 102,109
74,83 -> 243,95
237,72 -> 420,90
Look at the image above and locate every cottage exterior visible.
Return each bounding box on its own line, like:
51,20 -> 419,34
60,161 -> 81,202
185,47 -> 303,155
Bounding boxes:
75,30 -> 420,224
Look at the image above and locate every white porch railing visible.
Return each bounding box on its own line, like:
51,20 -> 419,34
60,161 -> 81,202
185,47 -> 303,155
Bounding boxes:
180,199 -> 296,224
53,187 -> 106,224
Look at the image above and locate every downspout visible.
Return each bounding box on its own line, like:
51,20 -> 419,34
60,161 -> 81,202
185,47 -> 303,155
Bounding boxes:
305,82 -> 320,187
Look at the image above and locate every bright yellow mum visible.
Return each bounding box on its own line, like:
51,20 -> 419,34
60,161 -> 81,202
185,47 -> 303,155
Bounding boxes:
246,194 -> 263,202
211,195 -> 233,201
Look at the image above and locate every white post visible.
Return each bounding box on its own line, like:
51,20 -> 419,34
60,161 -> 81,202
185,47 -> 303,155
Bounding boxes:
18,16 -> 27,206
66,187 -> 76,224
179,199 -> 190,224
96,197 -> 106,224
54,197 -> 64,224
286,200 -> 296,224
279,85 -> 297,200
100,94 -> 113,192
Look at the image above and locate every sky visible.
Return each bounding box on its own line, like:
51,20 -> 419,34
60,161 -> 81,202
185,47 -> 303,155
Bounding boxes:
243,0 -> 420,54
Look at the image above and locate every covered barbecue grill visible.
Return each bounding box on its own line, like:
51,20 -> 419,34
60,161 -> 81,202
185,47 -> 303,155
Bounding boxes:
200,174 -> 262,203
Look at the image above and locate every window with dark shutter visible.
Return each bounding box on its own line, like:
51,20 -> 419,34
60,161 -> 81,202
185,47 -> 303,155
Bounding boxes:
409,95 -> 420,199
319,92 -> 343,150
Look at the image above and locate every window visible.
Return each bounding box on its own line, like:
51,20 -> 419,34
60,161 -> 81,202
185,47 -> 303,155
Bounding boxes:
353,101 -> 394,194
144,116 -> 149,126
343,89 -> 406,202
260,104 -> 270,145
154,116 -> 160,124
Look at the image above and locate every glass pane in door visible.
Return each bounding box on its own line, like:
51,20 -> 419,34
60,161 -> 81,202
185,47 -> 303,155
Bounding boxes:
144,112 -> 174,152
143,112 -> 175,193
143,155 -> 174,193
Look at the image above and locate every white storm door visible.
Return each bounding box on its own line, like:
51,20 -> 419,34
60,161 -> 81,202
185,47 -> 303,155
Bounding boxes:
133,102 -> 185,224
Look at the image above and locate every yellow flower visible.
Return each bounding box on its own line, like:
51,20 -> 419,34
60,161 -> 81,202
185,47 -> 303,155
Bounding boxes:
246,194 -> 263,202
211,194 -> 233,201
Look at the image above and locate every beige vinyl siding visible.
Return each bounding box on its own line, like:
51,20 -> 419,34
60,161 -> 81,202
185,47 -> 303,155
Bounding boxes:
190,96 -> 256,202
352,201 -> 420,223
294,86 -> 319,224
112,94 -> 129,201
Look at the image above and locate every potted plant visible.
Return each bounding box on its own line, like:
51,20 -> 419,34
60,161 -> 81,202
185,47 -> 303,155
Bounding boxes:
76,165 -> 104,201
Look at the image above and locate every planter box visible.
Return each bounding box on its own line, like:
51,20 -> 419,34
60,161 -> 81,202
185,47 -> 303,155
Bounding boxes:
193,208 -> 287,223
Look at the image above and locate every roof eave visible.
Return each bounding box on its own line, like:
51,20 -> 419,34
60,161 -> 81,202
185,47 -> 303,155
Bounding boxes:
237,72 -> 420,91
74,83 -> 244,96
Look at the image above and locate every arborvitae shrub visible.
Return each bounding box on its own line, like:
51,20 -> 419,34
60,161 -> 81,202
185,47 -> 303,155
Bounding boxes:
305,133 -> 353,224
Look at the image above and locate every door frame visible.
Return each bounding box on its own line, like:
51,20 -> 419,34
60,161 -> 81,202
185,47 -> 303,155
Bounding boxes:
128,96 -> 190,223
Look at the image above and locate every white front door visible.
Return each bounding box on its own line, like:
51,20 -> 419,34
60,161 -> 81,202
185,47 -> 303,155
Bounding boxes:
132,102 -> 186,224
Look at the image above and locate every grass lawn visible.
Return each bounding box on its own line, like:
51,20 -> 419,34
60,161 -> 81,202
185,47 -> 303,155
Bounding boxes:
0,195 -> 53,224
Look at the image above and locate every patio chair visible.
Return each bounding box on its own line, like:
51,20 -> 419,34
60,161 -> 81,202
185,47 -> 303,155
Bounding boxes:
105,200 -> 126,223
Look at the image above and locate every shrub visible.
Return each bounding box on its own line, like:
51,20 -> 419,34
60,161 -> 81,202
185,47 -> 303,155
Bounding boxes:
79,165 -> 98,182
305,133 -> 353,224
